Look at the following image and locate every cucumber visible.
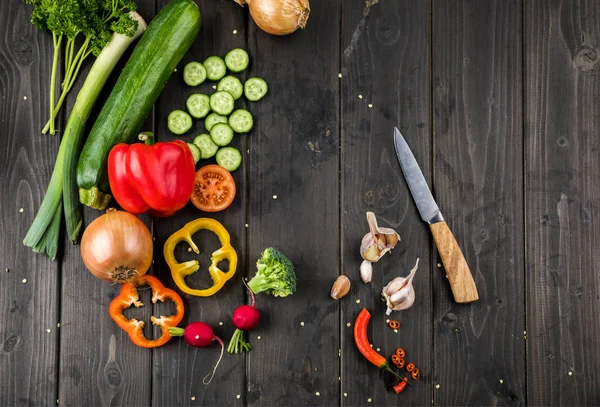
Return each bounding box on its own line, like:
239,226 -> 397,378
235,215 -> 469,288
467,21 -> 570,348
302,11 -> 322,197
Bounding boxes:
216,147 -> 242,172
205,113 -> 228,131
203,56 -> 226,81
210,123 -> 234,146
217,75 -> 243,100
183,61 -> 206,86
77,0 -> 201,210
187,143 -> 201,164
224,48 -> 249,72
209,91 -> 234,115
168,110 -> 192,134
244,77 -> 268,101
228,109 -> 253,133
186,93 -> 210,118
193,134 -> 219,159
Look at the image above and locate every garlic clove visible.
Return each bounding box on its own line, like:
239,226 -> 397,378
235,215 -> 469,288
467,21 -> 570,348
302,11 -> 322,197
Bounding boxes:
360,260 -> 373,283
331,275 -> 351,300
359,212 -> 401,262
382,258 -> 420,314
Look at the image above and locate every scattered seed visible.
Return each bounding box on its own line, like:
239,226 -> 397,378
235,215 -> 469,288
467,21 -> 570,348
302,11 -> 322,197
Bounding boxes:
233,29 -> 238,34
394,329 -> 398,333
338,73 -> 342,78
338,349 -> 341,357
247,149 -> 250,153
19,208 -> 24,213
174,68 -> 177,72
370,344 -> 373,347
523,330 -> 527,335
568,371 -> 573,376
499,379 -> 503,384
367,398 -> 372,403
24,96 -> 28,100
368,103 -> 373,108
436,384 -> 440,389
219,322 -> 223,326
257,336 -> 261,340
22,279 -> 27,283
57,323 -> 61,328
455,328 -> 459,332
212,85 -> 217,89
346,322 -> 351,327
152,237 -> 155,241
191,396 -> 196,401
187,247 -> 192,252
386,319 -> 390,323
273,195 -> 278,199
376,348 -> 380,352
245,224 -> 249,228
46,329 -> 51,333
358,95 -> 363,99
355,299 -> 361,304
437,263 -> 442,268
338,376 -> 341,381
57,400 -> 59,404
343,393 -> 348,397
314,368 -> 317,371
300,321 -> 305,326
315,392 -> 320,396
445,275 -> 448,279
5,268 -> 8,273
236,394 -> 241,399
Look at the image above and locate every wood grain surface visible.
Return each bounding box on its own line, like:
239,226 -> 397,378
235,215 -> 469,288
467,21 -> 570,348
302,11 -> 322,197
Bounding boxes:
525,0 -> 600,404
1,0 -> 600,406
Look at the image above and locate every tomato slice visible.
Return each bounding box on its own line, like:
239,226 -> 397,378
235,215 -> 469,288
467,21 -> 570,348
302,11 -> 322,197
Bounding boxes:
190,164 -> 236,212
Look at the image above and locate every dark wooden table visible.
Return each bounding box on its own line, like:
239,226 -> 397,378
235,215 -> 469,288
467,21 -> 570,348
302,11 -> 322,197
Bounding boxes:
2,0 -> 600,405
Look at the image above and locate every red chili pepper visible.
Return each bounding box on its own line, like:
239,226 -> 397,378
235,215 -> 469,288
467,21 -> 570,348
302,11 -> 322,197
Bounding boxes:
109,275 -> 184,348
108,134 -> 195,217
354,308 -> 409,383
393,378 -> 409,394
395,347 -> 405,358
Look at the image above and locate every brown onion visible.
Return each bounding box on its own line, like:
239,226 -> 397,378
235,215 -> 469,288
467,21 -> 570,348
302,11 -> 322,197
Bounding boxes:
235,0 -> 310,36
80,209 -> 153,283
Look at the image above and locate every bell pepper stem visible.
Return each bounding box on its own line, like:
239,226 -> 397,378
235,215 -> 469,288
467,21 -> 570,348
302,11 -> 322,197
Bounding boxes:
138,131 -> 155,145
168,327 -> 185,336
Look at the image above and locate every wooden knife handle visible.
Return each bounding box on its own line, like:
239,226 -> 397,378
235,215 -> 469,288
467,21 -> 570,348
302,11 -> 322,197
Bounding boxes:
430,221 -> 479,303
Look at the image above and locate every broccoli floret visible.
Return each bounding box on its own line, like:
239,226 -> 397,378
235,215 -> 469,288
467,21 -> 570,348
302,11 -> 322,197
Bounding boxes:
247,247 -> 296,297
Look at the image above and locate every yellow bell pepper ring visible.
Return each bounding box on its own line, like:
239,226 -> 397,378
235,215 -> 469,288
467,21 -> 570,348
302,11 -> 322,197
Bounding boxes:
163,217 -> 237,296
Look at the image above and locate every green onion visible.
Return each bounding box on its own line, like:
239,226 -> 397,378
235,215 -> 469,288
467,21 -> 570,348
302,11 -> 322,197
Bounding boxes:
23,13 -> 147,259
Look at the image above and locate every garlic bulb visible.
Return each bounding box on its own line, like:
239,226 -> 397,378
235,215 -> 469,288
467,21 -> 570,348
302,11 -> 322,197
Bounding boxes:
360,212 -> 400,262
360,260 -> 373,283
382,258 -> 419,315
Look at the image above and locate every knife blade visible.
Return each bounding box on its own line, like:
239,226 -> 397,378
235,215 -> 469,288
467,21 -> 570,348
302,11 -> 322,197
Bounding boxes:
393,127 -> 442,224
393,127 -> 479,303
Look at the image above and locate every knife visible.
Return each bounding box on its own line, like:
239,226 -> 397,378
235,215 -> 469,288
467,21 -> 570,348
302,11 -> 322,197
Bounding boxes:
393,127 -> 479,303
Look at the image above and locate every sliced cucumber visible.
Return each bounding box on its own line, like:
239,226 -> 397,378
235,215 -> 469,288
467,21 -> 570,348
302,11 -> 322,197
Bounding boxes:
183,62 -> 206,86
167,110 -> 192,135
224,48 -> 249,73
216,147 -> 242,172
244,77 -> 268,101
205,113 -> 228,131
228,109 -> 253,133
217,75 -> 243,100
203,56 -> 226,81
210,123 -> 234,146
209,91 -> 235,115
186,93 -> 210,119
193,134 -> 219,159
187,143 -> 201,164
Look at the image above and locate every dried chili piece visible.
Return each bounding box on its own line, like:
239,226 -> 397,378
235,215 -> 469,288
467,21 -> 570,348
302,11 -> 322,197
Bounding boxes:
406,362 -> 416,373
388,319 -> 400,329
411,368 -> 421,380
395,347 -> 405,358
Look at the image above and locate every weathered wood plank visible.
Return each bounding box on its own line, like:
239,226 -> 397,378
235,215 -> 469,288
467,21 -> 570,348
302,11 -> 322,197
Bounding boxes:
0,1 -> 60,405
525,0 -> 600,404
151,1 -> 247,405
58,1 -> 156,405
244,1 -> 340,405
432,0 -> 525,404
340,0 -> 431,405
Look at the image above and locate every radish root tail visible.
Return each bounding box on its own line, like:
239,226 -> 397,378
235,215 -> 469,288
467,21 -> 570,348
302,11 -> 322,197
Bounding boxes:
203,336 -> 224,385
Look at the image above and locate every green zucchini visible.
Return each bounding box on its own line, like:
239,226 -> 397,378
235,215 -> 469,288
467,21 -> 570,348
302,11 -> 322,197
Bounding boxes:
77,0 -> 201,209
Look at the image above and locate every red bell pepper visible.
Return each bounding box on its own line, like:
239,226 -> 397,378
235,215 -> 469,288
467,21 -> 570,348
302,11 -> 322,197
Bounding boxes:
108,135 -> 195,217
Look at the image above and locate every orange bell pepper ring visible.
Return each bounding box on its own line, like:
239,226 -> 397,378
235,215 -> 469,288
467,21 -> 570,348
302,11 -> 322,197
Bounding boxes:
109,275 -> 184,348
163,217 -> 237,296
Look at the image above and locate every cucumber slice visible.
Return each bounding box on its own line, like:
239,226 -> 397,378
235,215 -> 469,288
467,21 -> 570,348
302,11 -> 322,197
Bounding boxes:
228,109 -> 253,133
244,77 -> 268,101
187,143 -> 201,164
183,62 -> 206,86
210,123 -> 234,146
203,56 -> 227,81
216,147 -> 242,172
186,93 -> 210,119
205,113 -> 228,131
193,134 -> 219,159
167,110 -> 192,135
217,75 -> 243,100
209,91 -> 235,115
224,48 -> 249,73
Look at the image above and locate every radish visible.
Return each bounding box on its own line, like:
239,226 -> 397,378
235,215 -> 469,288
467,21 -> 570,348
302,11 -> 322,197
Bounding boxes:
169,322 -> 224,384
227,281 -> 261,353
